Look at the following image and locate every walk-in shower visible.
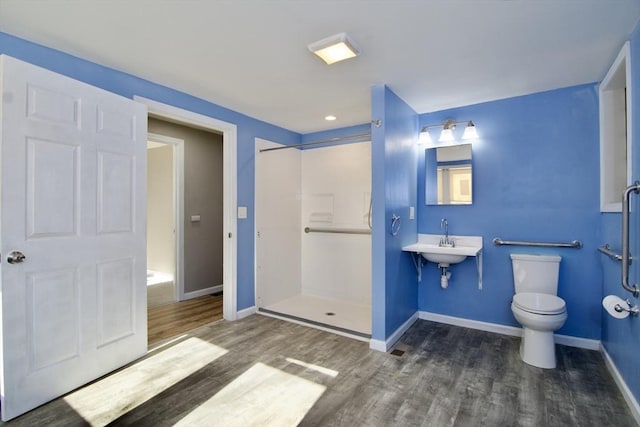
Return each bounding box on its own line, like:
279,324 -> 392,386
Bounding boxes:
255,137 -> 372,339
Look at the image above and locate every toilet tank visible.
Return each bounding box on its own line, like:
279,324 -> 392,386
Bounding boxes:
510,253 -> 561,295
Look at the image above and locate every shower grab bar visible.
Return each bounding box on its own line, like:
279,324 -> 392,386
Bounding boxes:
621,182 -> 640,297
304,227 -> 371,235
492,237 -> 582,249
598,244 -> 624,262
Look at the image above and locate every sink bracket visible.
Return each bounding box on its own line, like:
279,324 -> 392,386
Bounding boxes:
409,252 -> 426,282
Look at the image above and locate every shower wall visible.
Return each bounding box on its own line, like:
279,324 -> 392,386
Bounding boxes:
255,139 -> 371,308
301,142 -> 372,304
255,139 -> 301,307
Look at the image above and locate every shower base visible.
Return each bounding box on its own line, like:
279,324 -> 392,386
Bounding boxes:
259,294 -> 371,340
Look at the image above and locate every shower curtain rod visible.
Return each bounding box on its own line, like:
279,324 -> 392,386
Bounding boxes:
259,132 -> 371,153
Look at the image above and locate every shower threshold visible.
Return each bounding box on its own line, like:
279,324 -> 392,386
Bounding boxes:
259,307 -> 371,341
257,294 -> 371,342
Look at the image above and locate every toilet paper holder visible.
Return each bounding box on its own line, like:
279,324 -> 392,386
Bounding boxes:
615,299 -> 639,316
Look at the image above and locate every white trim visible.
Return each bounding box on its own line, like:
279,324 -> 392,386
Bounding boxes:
258,311 -> 370,343
599,41 -> 631,213
183,285 -> 222,300
135,96 -> 238,321
147,133 -> 185,302
601,344 -> 640,425
419,311 -> 521,336
554,334 -> 600,351
369,312 -> 419,352
368,339 -> 387,352
418,311 -> 600,350
237,306 -> 257,320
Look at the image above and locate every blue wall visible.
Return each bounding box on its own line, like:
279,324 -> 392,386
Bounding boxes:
0,31 -> 300,311
371,85 -> 419,340
601,22 -> 640,406
417,84 -> 601,340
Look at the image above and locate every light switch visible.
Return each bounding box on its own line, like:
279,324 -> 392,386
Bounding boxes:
238,206 -> 248,219
191,215 -> 201,222
409,206 -> 415,220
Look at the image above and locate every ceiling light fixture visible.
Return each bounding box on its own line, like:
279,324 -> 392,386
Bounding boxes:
308,32 -> 360,65
325,115 -> 337,121
418,119 -> 479,144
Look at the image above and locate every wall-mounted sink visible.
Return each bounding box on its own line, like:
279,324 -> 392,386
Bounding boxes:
402,234 -> 482,289
402,237 -> 482,266
402,243 -> 475,266
402,234 -> 484,288
409,245 -> 468,265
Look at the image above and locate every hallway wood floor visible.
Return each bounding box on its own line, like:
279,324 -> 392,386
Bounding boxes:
147,294 -> 223,345
2,316 -> 636,426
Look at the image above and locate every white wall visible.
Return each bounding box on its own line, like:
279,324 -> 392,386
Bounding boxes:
255,139 -> 302,307
147,144 -> 175,276
301,142 -> 372,305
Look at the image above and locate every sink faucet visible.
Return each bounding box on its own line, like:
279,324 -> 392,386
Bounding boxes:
440,218 -> 455,247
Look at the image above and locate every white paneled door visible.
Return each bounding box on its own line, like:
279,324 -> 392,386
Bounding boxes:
0,55 -> 147,421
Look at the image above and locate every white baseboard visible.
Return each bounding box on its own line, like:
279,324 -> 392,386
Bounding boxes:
418,311 -> 600,350
601,344 -> 640,425
554,334 -> 600,351
369,312 -> 419,352
182,285 -> 222,300
237,305 -> 257,320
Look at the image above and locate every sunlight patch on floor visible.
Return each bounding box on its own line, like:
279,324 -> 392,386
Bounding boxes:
285,357 -> 339,378
175,362 -> 326,426
63,337 -> 228,426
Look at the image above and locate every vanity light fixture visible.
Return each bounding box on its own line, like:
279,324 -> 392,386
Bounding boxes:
439,120 -> 456,142
418,129 -> 432,144
418,119 -> 479,144
308,32 -> 360,65
462,121 -> 478,140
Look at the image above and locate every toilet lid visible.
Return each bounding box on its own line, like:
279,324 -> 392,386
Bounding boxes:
513,292 -> 566,314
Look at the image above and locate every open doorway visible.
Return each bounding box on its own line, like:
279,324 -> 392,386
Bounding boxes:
145,118 -> 227,345
135,96 -> 238,323
148,118 -> 223,297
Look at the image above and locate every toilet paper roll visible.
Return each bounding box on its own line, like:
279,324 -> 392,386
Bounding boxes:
602,295 -> 630,319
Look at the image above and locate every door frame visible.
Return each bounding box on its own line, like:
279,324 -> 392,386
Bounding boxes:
147,132 -> 185,302
135,96 -> 238,320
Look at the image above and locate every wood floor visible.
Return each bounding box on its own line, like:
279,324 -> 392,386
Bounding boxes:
2,316 -> 637,426
147,294 -> 223,345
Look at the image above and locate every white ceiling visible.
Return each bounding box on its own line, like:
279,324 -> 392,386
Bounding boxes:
1,0 -> 639,134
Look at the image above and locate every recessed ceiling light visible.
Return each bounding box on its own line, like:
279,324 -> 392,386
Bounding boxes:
308,32 -> 360,65
325,115 -> 337,121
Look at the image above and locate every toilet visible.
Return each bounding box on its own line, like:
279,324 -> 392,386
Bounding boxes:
510,253 -> 567,369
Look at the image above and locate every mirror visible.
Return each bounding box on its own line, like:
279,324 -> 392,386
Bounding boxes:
425,144 -> 472,205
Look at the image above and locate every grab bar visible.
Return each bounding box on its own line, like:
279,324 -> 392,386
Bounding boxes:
598,244 -> 624,262
492,237 -> 582,249
621,182 -> 640,296
304,227 -> 371,235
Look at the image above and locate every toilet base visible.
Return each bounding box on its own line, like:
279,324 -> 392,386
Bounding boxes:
520,327 -> 557,369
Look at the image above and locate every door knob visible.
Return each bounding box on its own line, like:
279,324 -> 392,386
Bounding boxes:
7,251 -> 26,264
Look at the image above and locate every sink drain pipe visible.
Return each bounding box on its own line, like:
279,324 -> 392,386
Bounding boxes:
439,265 -> 452,288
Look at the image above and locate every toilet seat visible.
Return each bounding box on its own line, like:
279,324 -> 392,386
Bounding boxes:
513,292 -> 565,315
